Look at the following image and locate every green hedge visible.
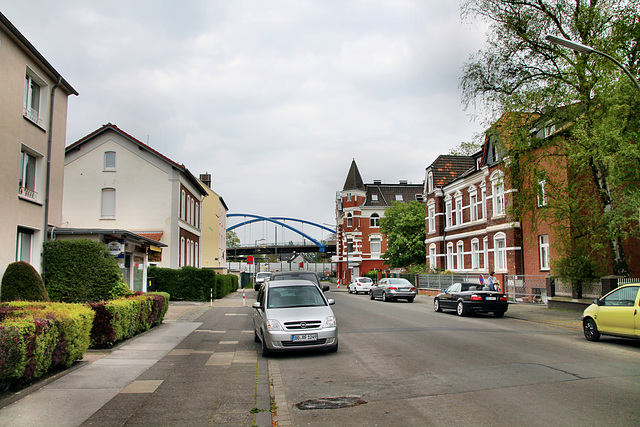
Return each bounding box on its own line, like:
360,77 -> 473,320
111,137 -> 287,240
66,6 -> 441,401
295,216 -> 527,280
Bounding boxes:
43,240 -> 123,303
0,302 -> 95,390
148,266 -> 238,301
90,292 -> 170,347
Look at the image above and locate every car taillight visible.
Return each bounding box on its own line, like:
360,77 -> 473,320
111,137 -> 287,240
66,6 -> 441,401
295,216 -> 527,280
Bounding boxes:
389,287 -> 397,290
357,283 -> 361,286
470,295 -> 482,301
500,296 -> 508,302
410,287 -> 416,291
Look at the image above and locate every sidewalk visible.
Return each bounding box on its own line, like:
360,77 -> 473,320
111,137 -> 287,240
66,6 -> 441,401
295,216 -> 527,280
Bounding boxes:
0,290 -> 271,427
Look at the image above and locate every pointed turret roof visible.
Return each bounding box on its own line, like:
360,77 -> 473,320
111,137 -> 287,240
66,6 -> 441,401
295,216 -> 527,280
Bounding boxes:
343,159 -> 365,191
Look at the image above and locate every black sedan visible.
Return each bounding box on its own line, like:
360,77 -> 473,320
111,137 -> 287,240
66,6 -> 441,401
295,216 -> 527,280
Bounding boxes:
434,282 -> 508,317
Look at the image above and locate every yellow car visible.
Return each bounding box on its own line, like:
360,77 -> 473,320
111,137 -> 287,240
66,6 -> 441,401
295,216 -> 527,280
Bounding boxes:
582,284 -> 640,341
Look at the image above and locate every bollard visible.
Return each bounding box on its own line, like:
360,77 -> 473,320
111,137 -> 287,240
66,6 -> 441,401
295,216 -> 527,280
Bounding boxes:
210,288 -> 213,307
243,289 -> 246,306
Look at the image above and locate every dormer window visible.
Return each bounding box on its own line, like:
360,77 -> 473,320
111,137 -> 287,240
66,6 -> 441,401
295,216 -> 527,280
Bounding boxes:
371,194 -> 378,201
395,194 -> 403,201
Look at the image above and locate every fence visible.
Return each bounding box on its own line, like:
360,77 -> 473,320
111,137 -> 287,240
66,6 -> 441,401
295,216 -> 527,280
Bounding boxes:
415,274 -> 482,289
504,275 -> 549,303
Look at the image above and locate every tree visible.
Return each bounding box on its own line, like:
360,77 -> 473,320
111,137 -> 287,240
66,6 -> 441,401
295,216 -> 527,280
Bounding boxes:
226,230 -> 240,247
461,0 -> 640,279
380,201 -> 426,268
448,135 -> 483,156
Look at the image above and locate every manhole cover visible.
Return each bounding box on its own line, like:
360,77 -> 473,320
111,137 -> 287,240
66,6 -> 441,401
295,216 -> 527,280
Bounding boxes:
295,396 -> 367,410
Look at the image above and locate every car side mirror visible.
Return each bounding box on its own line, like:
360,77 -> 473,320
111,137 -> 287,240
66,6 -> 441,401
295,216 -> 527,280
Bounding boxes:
322,285 -> 330,292
327,299 -> 335,305
252,302 -> 261,309
594,298 -> 602,306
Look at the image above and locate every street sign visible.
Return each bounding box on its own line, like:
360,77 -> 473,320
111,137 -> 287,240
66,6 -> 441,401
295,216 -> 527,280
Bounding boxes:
247,255 -> 254,265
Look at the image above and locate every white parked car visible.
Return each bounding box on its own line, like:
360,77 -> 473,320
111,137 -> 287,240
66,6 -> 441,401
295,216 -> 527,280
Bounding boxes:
348,277 -> 374,294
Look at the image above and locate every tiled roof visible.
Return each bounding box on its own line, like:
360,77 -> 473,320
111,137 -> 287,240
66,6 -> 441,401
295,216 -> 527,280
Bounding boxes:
428,155 -> 476,188
135,232 -> 164,243
363,183 -> 423,207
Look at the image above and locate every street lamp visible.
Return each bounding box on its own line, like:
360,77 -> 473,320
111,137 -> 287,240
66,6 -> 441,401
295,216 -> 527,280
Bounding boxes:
546,35 -> 640,95
254,238 -> 265,277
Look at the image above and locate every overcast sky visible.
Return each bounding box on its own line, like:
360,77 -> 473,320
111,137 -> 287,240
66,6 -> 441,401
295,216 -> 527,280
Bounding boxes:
2,1 -> 490,244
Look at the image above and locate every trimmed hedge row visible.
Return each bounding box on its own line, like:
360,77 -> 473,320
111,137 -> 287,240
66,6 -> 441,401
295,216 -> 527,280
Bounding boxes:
0,302 -> 95,390
148,266 -> 238,301
0,293 -> 170,390
90,292 -> 169,347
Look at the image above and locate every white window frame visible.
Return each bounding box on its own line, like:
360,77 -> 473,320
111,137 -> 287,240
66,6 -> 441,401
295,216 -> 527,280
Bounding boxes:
456,241 -> 464,270
16,226 -> 34,264
18,145 -> 43,203
471,239 -> 480,270
181,190 -> 186,220
480,182 -> 487,219
445,198 -> 452,228
494,232 -> 507,272
429,244 -> 437,269
180,237 -> 185,267
371,194 -> 378,201
395,194 -> 403,201
537,179 -> 547,207
446,243 -> 454,270
470,192 -> 478,222
427,171 -> 434,192
101,188 -> 116,219
346,212 -> 353,228
483,236 -> 488,270
491,171 -> 505,217
24,68 -> 47,127
455,197 -> 463,226
427,202 -> 436,234
104,151 -> 116,171
539,234 -> 550,270
370,236 -> 381,254
370,213 -> 380,228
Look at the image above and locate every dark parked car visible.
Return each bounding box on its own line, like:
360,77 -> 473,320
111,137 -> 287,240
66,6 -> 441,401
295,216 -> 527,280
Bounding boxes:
434,282 -> 508,317
369,278 -> 416,302
270,271 -> 330,292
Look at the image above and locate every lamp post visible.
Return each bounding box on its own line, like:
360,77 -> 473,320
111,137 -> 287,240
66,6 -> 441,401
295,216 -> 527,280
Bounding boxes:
254,238 -> 265,278
546,35 -> 640,95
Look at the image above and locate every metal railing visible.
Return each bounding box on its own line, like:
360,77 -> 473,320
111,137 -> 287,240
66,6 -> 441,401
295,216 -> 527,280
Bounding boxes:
504,275 -> 549,303
416,274 -> 481,289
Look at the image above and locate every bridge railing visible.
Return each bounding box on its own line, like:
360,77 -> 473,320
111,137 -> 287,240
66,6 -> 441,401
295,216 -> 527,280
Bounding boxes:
228,240 -> 332,249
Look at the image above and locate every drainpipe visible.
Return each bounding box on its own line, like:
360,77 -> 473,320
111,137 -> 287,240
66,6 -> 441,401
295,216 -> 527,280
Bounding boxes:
42,77 -> 62,276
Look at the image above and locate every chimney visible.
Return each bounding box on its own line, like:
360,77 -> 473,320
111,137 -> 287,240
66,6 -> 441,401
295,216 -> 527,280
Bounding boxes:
399,180 -> 408,185
373,180 -> 382,184
200,173 -> 212,188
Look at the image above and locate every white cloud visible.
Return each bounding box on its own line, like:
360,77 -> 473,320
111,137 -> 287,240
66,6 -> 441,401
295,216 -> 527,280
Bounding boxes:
1,0 -> 490,243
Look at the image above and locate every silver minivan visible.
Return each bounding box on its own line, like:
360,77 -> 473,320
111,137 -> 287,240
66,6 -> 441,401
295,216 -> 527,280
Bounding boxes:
253,280 -> 338,356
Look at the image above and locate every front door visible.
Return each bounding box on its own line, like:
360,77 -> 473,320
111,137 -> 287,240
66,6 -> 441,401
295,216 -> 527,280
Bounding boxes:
597,286 -> 639,336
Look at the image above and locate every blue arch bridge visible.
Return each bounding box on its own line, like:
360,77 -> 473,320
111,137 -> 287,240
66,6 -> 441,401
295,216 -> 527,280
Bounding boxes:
226,214 -> 337,257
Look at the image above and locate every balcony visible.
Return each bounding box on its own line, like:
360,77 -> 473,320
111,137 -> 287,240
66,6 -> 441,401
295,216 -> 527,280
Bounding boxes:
18,185 -> 38,202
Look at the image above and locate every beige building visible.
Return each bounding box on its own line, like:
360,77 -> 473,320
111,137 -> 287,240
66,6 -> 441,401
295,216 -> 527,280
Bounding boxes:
0,12 -> 78,275
63,123 -> 208,270
199,174 -> 229,273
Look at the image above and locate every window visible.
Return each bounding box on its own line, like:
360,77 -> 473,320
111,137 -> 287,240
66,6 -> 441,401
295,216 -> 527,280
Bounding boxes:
371,194 -> 378,201
395,194 -> 403,201
190,198 -> 195,226
491,172 -> 505,216
471,239 -> 480,270
457,241 -> 464,270
195,202 -> 200,228
429,244 -> 437,269
480,184 -> 487,219
483,236 -> 488,270
346,213 -> 353,228
370,213 -> 380,227
427,203 -> 435,233
347,239 -> 353,253
101,188 -> 116,218
446,243 -> 453,270
539,235 -> 550,270
602,286 -> 639,307
370,237 -> 381,254
181,237 -> 185,267
104,151 -> 116,170
18,147 -> 41,202
537,179 -> 547,207
494,233 -> 507,271
470,193 -> 478,221
24,70 -> 45,126
445,200 -> 452,228
16,227 -> 34,264
427,172 -> 434,192
455,198 -> 463,225
186,195 -> 191,224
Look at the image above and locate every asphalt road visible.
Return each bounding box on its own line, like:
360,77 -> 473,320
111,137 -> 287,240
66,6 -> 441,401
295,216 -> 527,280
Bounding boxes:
270,290 -> 640,426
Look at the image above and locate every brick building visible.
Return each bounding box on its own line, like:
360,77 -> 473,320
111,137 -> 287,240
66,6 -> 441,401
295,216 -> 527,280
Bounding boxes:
334,159 -> 423,285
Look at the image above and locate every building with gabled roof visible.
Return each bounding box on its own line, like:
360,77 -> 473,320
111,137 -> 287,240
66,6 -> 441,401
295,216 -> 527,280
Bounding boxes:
63,123 -> 208,275
333,159 -> 424,284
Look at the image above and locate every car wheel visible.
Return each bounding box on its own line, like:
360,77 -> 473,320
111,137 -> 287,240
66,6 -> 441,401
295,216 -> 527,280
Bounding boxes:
493,311 -> 505,318
370,291 -> 375,300
456,300 -> 467,316
407,297 -> 414,303
261,335 -> 271,357
434,298 -> 442,312
583,318 -> 601,342
354,289 -> 358,295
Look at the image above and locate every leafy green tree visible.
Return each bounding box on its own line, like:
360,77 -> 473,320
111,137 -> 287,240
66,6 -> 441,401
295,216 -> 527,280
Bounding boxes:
226,230 -> 241,247
461,0 -> 640,280
380,201 -> 426,268
448,136 -> 483,156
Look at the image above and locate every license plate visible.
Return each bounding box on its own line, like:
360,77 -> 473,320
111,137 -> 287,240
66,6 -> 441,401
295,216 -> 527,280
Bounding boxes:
485,297 -> 497,301
292,334 -> 317,342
